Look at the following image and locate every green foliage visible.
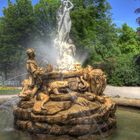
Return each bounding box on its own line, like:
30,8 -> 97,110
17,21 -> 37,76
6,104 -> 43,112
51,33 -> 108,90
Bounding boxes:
71,0 -> 119,65
0,0 -> 35,79
107,24 -> 140,86
108,54 -> 140,86
34,0 -> 59,41
0,0 -> 139,86
3,0 -> 35,47
118,24 -> 140,54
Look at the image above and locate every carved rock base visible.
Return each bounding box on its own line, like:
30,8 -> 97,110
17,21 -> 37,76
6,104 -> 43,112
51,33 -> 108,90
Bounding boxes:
14,96 -> 116,137
14,70 -> 116,137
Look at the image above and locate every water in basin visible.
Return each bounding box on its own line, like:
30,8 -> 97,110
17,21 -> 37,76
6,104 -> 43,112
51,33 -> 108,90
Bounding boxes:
0,98 -> 140,140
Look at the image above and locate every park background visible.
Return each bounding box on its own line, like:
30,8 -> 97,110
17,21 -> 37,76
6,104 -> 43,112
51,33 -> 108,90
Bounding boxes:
0,0 -> 140,88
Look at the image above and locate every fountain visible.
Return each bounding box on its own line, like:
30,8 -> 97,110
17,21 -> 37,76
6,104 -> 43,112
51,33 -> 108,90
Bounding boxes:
13,0 -> 117,138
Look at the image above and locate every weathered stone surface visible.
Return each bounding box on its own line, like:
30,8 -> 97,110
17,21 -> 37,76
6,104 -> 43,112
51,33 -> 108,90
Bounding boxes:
18,100 -> 34,109
14,95 -> 116,136
33,101 -> 72,115
15,117 -> 116,136
50,92 -> 78,101
14,108 -> 31,120
14,68 -> 116,137
42,71 -> 83,80
30,101 -> 100,124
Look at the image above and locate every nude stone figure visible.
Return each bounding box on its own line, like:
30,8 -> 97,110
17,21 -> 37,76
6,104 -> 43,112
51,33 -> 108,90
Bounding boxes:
57,0 -> 74,42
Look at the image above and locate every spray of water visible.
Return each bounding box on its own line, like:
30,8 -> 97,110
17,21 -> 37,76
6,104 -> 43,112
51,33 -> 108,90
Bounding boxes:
0,97 -> 20,132
4,73 -> 27,82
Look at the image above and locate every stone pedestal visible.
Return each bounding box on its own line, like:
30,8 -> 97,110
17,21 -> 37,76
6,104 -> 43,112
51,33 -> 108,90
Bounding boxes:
14,69 -> 116,137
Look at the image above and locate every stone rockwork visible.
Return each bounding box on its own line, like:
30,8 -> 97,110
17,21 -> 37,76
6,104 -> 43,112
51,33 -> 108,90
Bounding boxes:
14,0 -> 117,137
14,50 -> 116,137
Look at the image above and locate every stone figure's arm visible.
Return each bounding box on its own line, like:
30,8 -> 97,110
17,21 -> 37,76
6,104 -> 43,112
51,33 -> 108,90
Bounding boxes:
67,0 -> 74,10
30,63 -> 41,75
29,63 -> 37,74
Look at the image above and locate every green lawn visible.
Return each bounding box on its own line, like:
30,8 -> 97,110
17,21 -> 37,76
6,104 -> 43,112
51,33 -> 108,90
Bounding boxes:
0,89 -> 20,95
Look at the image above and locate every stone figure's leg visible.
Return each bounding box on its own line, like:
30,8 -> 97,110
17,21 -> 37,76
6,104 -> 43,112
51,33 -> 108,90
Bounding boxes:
40,94 -> 50,110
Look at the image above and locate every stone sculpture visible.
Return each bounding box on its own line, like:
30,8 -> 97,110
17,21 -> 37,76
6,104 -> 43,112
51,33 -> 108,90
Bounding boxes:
14,49 -> 116,137
57,0 -> 74,42
14,0 -> 116,138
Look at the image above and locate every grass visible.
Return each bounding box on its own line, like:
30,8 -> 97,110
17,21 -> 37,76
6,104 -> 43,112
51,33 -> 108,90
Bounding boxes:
0,86 -> 21,95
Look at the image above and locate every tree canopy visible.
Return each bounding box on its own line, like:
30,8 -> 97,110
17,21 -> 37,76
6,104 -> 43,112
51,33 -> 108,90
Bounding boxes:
0,0 -> 139,86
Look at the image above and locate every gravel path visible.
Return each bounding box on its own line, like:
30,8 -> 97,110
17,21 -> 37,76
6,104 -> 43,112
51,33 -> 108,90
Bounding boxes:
104,86 -> 140,99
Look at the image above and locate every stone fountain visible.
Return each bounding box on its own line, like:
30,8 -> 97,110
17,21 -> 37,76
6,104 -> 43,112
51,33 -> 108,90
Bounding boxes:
14,0 -> 116,138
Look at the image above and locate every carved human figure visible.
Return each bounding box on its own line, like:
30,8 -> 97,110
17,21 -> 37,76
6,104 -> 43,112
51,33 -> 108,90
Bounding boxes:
19,79 -> 38,99
57,0 -> 74,42
19,48 -> 53,109
48,81 -> 69,95
19,48 -> 40,99
26,48 -> 42,86
26,48 -> 53,87
19,79 -> 49,110
55,1 -> 77,70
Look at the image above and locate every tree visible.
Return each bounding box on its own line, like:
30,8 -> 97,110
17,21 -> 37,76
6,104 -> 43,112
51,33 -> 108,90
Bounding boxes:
0,0 -> 35,80
0,0 -> 139,86
34,0 -> 59,41
69,0 -> 119,70
0,17 -> 21,80
135,8 -> 140,25
108,54 -> 140,86
108,24 -> 140,86
118,23 -> 140,54
3,0 -> 35,48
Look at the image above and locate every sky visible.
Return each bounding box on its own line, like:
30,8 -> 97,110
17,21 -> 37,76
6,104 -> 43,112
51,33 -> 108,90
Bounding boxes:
108,0 -> 139,29
0,0 -> 139,29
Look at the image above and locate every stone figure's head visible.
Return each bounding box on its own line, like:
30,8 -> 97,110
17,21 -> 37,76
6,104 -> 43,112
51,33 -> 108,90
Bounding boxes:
26,48 -> 35,59
61,0 -> 68,7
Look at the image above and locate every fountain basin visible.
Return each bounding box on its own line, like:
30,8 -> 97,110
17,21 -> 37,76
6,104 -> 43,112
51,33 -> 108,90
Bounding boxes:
14,69 -> 116,137
0,105 -> 139,140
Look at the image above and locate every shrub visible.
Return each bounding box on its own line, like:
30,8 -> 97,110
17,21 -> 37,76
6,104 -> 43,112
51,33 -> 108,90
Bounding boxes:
107,54 -> 140,86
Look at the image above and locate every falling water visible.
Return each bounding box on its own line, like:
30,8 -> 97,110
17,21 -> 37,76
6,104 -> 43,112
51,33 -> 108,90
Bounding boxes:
0,97 -> 20,132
